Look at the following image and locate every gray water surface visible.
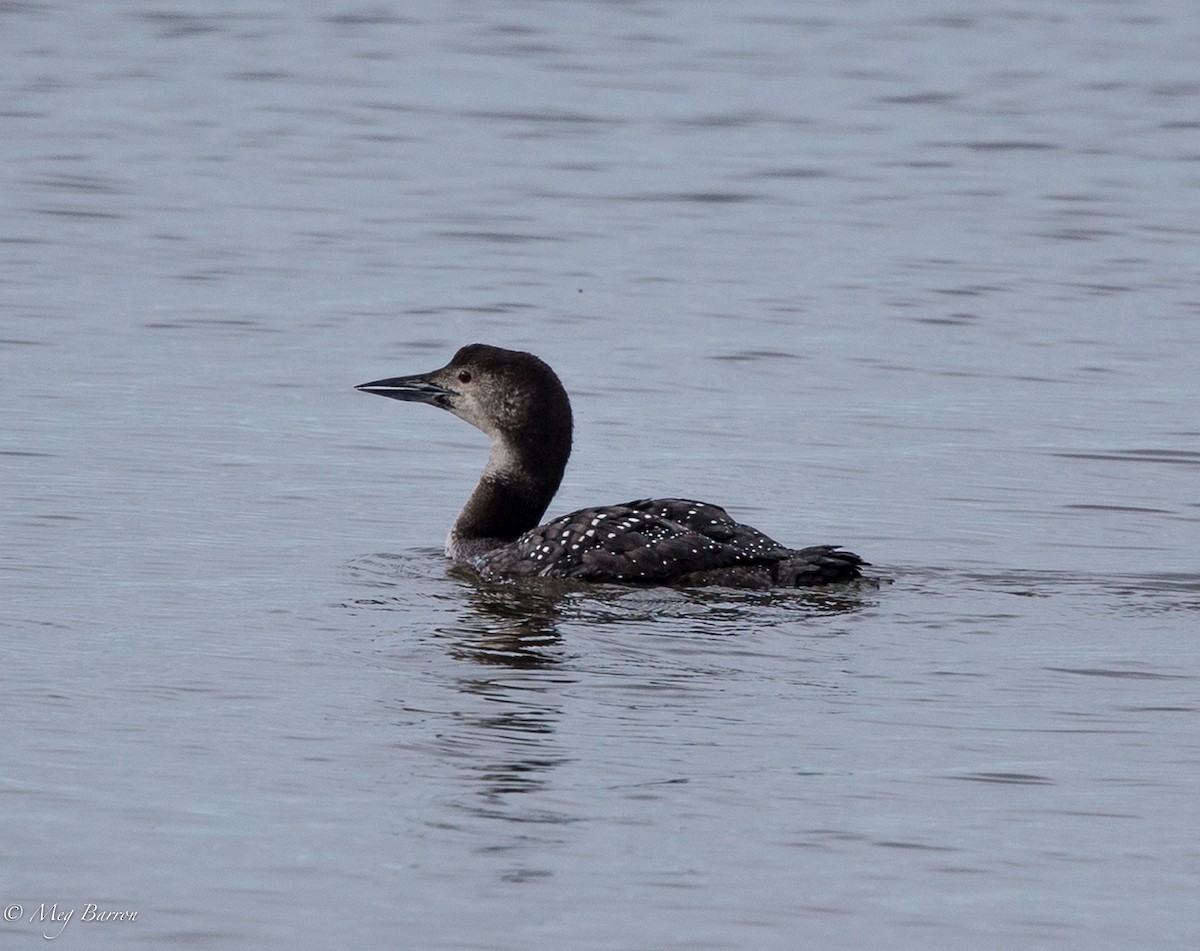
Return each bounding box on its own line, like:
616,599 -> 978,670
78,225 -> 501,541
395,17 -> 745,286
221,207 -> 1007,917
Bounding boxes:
3,1 -> 1198,948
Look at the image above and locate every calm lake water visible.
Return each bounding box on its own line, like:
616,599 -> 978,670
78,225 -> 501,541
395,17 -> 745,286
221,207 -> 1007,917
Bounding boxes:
3,1 -> 1198,948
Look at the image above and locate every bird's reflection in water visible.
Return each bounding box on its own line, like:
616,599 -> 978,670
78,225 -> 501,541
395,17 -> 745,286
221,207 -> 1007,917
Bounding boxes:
424,573 -> 877,841
422,575 -> 582,843
435,570 -> 574,669
439,685 -> 569,818
341,556 -> 877,866
343,551 -> 876,666
434,570 -> 879,671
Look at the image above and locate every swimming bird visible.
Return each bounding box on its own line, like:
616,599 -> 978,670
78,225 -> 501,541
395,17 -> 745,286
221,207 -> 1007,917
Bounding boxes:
357,344 -> 864,588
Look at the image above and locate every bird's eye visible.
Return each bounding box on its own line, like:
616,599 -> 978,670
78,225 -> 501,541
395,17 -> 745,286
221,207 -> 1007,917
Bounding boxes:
457,370 -> 472,384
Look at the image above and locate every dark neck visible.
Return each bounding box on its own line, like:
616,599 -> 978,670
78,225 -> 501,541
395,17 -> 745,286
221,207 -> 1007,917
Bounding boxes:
449,432 -> 568,557
454,475 -> 555,543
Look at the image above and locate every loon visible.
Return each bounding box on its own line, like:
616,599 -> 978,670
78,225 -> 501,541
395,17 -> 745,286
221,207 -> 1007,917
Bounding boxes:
357,344 -> 865,588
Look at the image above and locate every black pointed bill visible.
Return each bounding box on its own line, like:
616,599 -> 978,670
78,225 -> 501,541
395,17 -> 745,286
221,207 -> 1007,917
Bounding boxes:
356,373 -> 454,406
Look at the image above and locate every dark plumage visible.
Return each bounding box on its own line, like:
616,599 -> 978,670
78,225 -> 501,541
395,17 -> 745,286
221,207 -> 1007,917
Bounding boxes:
357,344 -> 865,588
